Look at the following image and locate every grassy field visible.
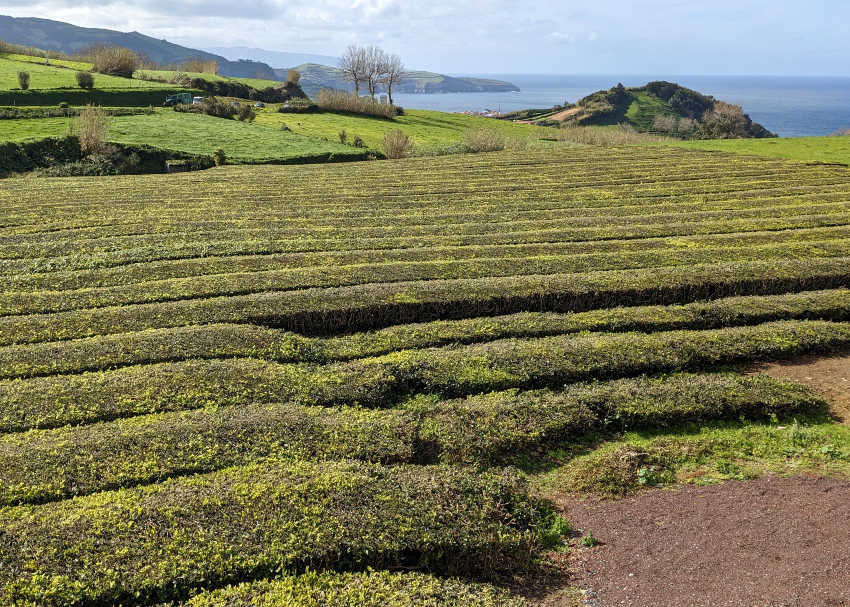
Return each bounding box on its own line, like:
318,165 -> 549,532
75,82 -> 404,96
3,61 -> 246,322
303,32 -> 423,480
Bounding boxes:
0,116 -> 70,141
255,107 -> 540,149
138,69 -> 282,90
0,146 -> 849,604
0,56 -> 172,91
106,111 -> 363,162
661,135 -> 850,166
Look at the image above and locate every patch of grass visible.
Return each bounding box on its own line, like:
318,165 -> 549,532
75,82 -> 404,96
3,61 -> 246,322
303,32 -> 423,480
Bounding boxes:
542,419 -> 850,499
659,136 -> 850,166
0,52 -> 92,71
106,111 -> 364,162
252,108 -> 540,150
0,116 -> 70,141
139,69 -> 282,91
0,57 -> 169,91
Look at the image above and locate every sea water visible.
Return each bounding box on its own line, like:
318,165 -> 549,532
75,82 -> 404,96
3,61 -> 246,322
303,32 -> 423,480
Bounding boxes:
391,75 -> 850,138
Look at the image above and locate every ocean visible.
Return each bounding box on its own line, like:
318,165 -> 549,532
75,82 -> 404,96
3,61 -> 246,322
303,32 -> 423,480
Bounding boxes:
391,75 -> 850,138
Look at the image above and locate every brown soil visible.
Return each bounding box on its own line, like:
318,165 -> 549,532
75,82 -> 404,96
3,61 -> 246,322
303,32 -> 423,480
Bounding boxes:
746,351 -> 850,423
549,107 -> 582,121
559,475 -> 850,607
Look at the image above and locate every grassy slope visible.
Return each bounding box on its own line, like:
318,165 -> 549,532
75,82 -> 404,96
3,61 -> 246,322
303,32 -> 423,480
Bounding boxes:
660,136 -> 850,166
0,52 -> 92,71
255,108 -> 539,149
137,69 -> 282,90
107,111 -> 359,162
0,57 -> 171,90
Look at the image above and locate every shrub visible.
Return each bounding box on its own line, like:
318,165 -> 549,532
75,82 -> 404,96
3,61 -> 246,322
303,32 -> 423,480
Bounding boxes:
382,128 -> 415,159
281,122 -> 292,131
287,68 -> 301,84
77,43 -> 139,78
463,127 -> 506,153
76,103 -> 109,156
339,128 -> 348,145
316,88 -> 398,118
75,70 -> 95,90
236,104 -> 256,122
696,101 -> 750,139
184,57 -> 219,74
202,97 -> 237,119
213,147 -> 227,166
278,97 -> 318,113
652,114 -> 678,132
17,71 -> 29,90
353,135 -> 365,148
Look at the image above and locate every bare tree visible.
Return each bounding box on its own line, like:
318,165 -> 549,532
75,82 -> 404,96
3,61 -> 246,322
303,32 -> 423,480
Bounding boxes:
338,45 -> 366,94
362,45 -> 384,98
380,52 -> 405,105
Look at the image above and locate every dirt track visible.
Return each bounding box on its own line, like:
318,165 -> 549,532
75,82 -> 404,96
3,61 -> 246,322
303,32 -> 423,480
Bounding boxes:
747,350 -> 850,423
548,107 -> 582,121
562,475 -> 850,607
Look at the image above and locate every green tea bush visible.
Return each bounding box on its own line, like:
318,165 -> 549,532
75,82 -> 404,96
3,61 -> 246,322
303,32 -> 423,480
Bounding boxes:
1,258 -> 848,347
184,571 -> 528,607
3,289 -> 848,380
2,320 -> 846,432
0,461 -> 543,605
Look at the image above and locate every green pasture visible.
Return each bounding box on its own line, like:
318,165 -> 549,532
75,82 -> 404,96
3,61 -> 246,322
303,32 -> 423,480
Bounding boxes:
0,52 -> 92,71
254,107 -> 541,149
107,111 -> 360,162
660,135 -> 850,166
0,56 -> 171,91
0,116 -> 70,141
137,69 -> 283,91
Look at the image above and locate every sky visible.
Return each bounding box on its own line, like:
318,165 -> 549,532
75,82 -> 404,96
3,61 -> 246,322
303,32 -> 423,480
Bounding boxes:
2,0 -> 849,76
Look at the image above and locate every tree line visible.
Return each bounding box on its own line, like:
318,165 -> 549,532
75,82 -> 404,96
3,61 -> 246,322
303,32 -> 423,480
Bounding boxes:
337,45 -> 405,105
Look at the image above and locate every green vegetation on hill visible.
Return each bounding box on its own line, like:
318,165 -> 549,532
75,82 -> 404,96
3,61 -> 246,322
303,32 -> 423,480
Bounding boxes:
107,112 -> 364,163
567,81 -> 775,139
1,146 -> 849,604
0,56 -> 170,90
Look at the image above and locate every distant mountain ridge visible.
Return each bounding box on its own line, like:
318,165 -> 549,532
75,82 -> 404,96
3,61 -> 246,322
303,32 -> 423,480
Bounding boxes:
202,47 -> 339,70
0,15 -> 280,80
280,63 -> 519,97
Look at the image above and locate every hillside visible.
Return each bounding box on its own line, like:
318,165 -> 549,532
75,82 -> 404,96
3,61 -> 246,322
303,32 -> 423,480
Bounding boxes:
280,63 -> 519,97
0,15 -> 280,80
566,81 -> 775,138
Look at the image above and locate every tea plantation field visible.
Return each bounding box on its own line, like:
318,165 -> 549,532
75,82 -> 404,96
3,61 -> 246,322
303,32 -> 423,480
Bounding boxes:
1,146 -> 849,606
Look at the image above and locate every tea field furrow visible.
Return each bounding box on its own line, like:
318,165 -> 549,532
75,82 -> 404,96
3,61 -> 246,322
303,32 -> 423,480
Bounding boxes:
6,225 -> 849,293
3,290 -> 846,380
2,240 -> 848,317
0,374 -> 821,506
1,320 -> 846,433
2,203 -> 848,263
1,258 -> 847,346
3,186 -> 850,248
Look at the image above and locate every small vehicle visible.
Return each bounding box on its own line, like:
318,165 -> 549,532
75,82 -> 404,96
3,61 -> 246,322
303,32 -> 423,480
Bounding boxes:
253,102 -> 266,108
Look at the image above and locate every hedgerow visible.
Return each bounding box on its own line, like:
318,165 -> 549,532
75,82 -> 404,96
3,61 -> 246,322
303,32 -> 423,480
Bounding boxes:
2,239 -> 848,316
182,571 -> 528,607
2,289 -> 849,379
0,372 -> 821,505
0,461 -> 544,606
2,320 -> 847,432
1,258 -> 849,346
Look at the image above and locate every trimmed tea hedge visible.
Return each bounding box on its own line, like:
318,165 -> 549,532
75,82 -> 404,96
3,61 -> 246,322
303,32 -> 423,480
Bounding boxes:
0,372 -> 822,505
182,571 -> 528,607
2,320 -> 846,433
2,258 -> 849,346
2,289 -> 848,379
0,461 -> 544,606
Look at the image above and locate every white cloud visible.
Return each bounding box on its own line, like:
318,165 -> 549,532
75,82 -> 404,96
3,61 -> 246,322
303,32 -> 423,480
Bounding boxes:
1,0 -> 849,74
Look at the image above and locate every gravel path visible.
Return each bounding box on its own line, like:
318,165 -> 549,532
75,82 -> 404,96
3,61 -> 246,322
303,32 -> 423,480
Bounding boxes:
561,475 -> 850,607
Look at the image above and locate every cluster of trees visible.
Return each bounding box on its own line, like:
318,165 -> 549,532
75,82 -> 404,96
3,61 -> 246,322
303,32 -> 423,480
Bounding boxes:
337,45 -> 405,105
